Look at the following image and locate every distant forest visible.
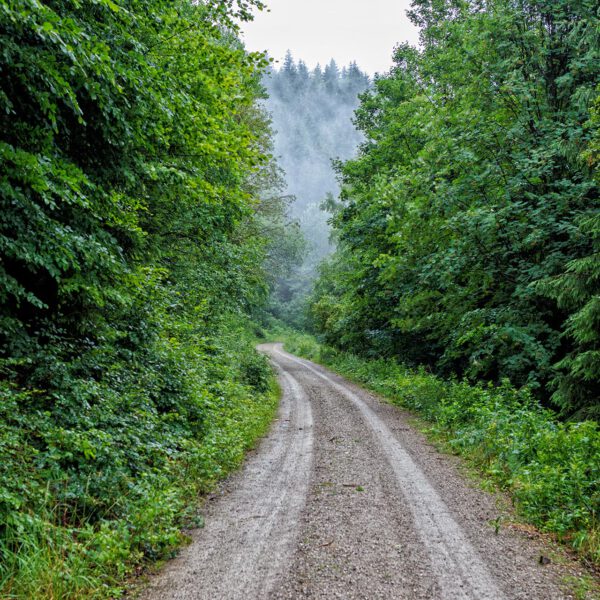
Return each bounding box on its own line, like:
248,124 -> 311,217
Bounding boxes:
263,54 -> 370,324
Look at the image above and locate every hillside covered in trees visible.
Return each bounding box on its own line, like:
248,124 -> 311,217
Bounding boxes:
262,55 -> 370,325
309,0 -> 600,419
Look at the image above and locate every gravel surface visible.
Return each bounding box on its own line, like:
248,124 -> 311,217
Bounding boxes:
139,343 -> 577,600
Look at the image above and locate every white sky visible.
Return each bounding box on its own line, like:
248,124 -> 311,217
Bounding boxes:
240,0 -> 420,76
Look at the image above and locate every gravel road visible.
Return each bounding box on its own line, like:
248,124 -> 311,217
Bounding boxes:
139,343 -> 574,600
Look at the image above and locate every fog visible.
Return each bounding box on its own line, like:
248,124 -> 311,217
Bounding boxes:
263,53 -> 370,266
261,53 -> 370,323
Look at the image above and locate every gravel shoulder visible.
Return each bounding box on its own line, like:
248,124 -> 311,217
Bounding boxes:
139,343 -> 584,600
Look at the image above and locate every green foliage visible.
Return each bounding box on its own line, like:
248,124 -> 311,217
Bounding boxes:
535,91 -> 600,419
0,0 -> 284,596
0,317 -> 278,598
308,0 -> 600,415
0,515 -> 107,600
278,329 -> 600,564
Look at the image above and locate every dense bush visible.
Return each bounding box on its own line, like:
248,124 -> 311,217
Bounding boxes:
0,0 -> 289,596
308,0 -> 600,417
278,329 -> 600,564
0,319 -> 278,598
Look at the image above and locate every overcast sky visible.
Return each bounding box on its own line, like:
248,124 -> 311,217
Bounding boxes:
240,0 -> 420,76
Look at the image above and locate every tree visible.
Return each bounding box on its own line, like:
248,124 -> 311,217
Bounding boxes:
309,0 -> 599,415
536,91 -> 600,418
0,0 -> 289,590
324,59 -> 341,94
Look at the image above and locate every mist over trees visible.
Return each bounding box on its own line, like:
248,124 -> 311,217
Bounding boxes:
262,53 -> 370,324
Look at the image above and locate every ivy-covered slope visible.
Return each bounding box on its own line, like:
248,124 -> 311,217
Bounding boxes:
0,0 -> 288,597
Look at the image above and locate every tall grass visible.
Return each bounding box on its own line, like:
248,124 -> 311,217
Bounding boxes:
0,514 -> 106,599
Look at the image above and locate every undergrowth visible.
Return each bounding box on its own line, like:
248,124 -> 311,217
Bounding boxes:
270,326 -> 600,566
0,319 -> 278,599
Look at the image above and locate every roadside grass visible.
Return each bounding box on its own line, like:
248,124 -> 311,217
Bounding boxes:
265,325 -> 600,569
0,515 -> 107,600
0,323 -> 279,599
563,575 -> 599,600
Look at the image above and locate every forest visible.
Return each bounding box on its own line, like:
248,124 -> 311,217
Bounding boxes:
0,0 -> 599,597
0,0 -> 297,596
262,54 -> 369,325
309,0 -> 600,419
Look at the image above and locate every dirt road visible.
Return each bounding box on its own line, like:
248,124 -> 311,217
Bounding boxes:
140,343 -> 573,599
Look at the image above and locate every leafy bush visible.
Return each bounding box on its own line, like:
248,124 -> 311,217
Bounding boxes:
0,320 -> 278,598
0,0 -> 284,596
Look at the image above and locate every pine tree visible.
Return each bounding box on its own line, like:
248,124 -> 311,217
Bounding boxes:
324,59 -> 340,94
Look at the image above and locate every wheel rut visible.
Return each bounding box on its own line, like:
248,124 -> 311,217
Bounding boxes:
140,343 -> 572,600
139,356 -> 313,600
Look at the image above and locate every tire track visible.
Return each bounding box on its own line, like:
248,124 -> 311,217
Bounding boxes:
272,347 -> 503,600
140,359 -> 313,600
141,343 -> 571,600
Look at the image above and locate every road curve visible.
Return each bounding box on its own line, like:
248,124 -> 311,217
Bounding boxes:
139,350 -> 314,600
140,343 -> 571,600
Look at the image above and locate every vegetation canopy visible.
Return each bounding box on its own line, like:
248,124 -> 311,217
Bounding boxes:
0,0 -> 295,596
308,0 -> 600,419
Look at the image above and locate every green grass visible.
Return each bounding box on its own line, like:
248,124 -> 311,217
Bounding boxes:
0,516 -> 108,600
268,325 -> 600,567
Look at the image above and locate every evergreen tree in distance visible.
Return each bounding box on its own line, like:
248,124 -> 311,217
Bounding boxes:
262,53 -> 370,326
